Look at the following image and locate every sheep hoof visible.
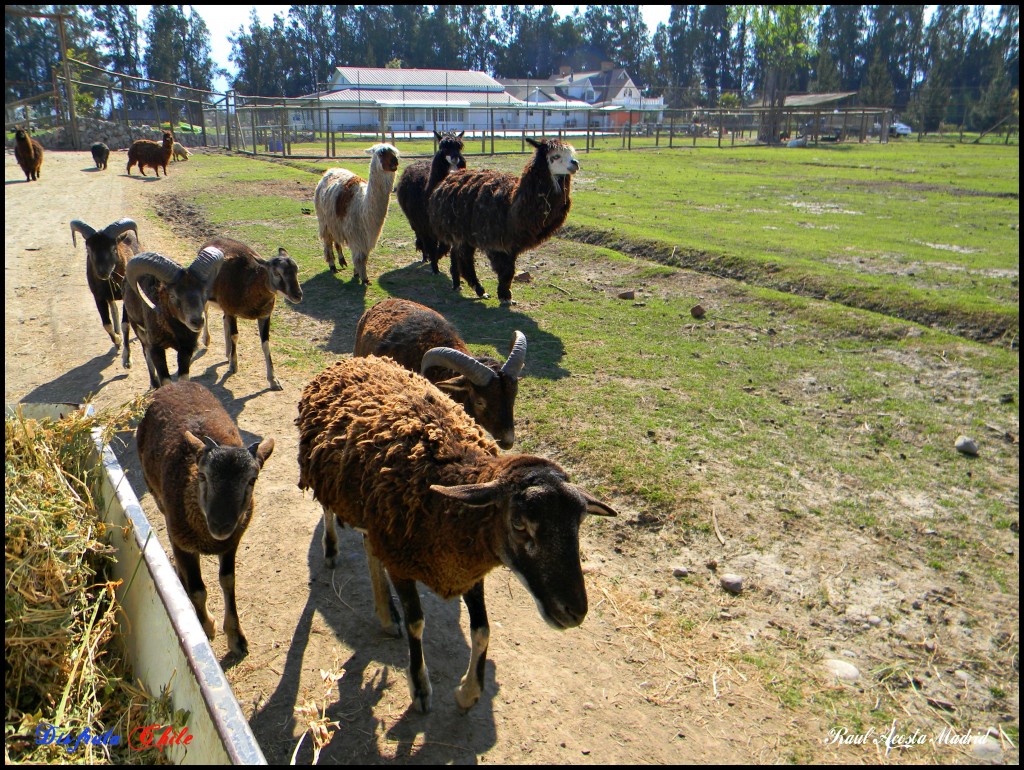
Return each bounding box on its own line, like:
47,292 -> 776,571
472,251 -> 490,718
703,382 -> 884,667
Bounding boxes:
454,684 -> 481,713
269,379 -> 283,391
201,617 -> 215,640
329,265 -> 338,274
324,554 -> 337,570
227,632 -> 249,657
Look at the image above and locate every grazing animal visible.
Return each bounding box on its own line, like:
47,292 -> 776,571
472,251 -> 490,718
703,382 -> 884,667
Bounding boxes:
123,248 -> 224,388
428,137 -> 579,306
198,236 -> 303,391
296,356 -> 616,713
172,141 -> 191,161
353,297 -> 525,448
90,141 -> 110,170
69,218 -> 140,350
136,380 -> 274,656
313,143 -> 400,284
396,130 -> 465,274
126,130 -> 174,176
14,128 -> 44,181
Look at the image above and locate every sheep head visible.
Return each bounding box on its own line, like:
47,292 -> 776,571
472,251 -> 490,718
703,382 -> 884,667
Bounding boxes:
71,218 -> 138,280
421,331 -> 527,450
430,458 -> 617,629
183,431 -> 274,540
126,247 -> 224,331
267,247 -> 303,304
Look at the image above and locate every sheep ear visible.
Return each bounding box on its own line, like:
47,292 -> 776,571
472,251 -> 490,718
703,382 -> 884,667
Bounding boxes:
577,487 -> 617,517
277,247 -> 289,258
249,437 -> 275,466
202,435 -> 220,450
434,377 -> 469,399
183,430 -> 205,453
430,480 -> 504,507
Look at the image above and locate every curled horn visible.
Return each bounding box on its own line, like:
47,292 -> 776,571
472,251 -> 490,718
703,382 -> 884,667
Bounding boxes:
100,217 -> 138,242
188,246 -> 225,291
421,347 -> 495,387
126,252 -> 183,310
70,220 -> 96,248
501,331 -> 527,377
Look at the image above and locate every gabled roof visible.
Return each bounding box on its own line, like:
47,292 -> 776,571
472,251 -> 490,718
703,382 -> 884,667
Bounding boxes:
783,91 -> 858,108
309,88 -> 525,109
329,66 -> 506,93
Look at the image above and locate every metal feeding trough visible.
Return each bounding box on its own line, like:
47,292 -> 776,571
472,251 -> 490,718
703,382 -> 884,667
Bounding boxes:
6,403 -> 266,765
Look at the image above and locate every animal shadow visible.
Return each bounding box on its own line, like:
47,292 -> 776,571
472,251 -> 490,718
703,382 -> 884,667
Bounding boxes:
286,269 -> 368,354
248,517 -> 498,764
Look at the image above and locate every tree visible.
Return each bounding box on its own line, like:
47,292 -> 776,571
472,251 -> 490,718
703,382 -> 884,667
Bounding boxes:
860,45 -> 894,107
746,5 -> 818,143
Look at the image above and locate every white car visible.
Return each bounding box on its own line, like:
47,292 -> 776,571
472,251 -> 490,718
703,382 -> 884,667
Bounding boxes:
890,121 -> 913,136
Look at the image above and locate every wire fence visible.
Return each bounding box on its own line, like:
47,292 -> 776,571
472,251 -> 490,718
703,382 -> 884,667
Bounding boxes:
5,57 -> 1019,156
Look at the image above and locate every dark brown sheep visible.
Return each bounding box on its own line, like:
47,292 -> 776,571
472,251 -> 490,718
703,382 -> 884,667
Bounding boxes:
69,218 -> 140,349
428,137 -> 579,305
396,130 -> 465,275
137,380 -> 274,656
354,298 -> 525,448
126,131 -> 174,176
296,356 -> 616,712
90,142 -> 110,170
14,128 -> 44,181
199,236 -> 302,391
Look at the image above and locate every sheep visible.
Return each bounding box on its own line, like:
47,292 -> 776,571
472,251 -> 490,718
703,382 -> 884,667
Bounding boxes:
313,143 -> 400,284
172,141 -> 191,162
353,297 -> 525,449
136,380 -> 274,656
126,130 -> 174,176
90,141 -> 110,170
14,128 -> 44,182
198,236 -> 302,391
296,355 -> 617,713
122,247 -> 224,388
428,137 -> 579,306
69,218 -> 140,350
395,131 -> 465,275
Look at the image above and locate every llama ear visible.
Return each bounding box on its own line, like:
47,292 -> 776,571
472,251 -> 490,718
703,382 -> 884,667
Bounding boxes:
434,130 -> 443,141
525,137 -> 542,149
457,131 -> 465,139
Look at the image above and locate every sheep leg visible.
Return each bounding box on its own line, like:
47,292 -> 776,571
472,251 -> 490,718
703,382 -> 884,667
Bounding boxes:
455,580 -> 489,712
201,308 -> 210,347
94,294 -> 120,348
143,347 -> 163,389
258,316 -> 282,391
322,506 -> 339,568
224,314 -> 239,374
109,300 -> 122,346
121,310 -> 132,367
394,578 -> 432,713
175,346 -> 194,383
172,544 -> 215,640
218,549 -> 248,656
362,537 -> 401,637
488,252 -> 517,306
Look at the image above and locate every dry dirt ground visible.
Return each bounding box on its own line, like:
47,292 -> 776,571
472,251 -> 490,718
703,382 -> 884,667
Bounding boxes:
5,150 -> 1017,765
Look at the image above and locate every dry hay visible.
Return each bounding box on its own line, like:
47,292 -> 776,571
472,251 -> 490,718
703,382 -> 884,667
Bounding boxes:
4,398 -> 175,765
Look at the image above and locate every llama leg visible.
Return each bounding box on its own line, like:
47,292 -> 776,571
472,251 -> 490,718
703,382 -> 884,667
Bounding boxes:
455,580 -> 489,712
352,252 -> 369,284
394,577 -> 432,713
322,235 -> 338,273
461,247 -> 489,298
335,243 -> 347,269
489,252 -> 517,306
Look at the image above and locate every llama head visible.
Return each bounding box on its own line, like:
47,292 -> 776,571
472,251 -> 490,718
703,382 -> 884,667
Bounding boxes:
436,131 -> 466,170
526,137 -> 579,181
366,143 -> 401,173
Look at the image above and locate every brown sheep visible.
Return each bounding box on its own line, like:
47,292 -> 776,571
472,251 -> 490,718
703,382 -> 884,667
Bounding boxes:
14,128 -> 44,182
428,137 -> 579,305
126,130 -> 174,176
353,298 -> 525,448
69,218 -> 140,350
198,236 -> 303,391
137,380 -> 274,655
296,356 -> 616,712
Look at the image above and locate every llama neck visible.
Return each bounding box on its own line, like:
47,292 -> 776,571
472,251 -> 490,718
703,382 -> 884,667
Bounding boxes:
426,154 -> 451,191
364,166 -> 395,218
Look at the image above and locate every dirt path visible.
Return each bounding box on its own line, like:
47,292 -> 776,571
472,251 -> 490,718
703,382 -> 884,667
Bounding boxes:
5,150 -> 747,764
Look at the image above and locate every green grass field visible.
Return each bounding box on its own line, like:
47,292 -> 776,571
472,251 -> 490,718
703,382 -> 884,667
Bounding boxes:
153,141 -> 1018,756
